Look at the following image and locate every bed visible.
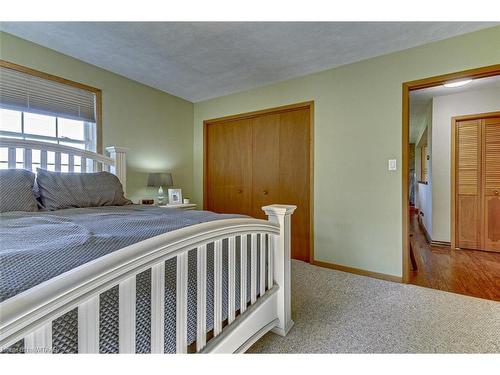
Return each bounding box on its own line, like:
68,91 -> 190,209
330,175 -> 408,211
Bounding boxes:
0,137 -> 295,353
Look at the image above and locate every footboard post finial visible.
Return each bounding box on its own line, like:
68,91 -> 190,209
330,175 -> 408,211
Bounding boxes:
262,204 -> 296,336
106,146 -> 128,194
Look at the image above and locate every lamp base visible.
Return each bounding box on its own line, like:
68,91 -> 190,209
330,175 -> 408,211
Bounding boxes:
157,186 -> 165,205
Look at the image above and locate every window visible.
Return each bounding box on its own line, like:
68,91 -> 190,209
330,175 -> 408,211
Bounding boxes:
0,61 -> 101,170
0,109 -> 96,170
0,109 -> 96,150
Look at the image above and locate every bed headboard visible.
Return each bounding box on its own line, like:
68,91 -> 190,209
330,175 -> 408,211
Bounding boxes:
0,137 -> 128,194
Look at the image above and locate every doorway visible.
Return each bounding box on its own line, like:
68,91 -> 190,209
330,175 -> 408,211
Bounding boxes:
402,64 -> 500,301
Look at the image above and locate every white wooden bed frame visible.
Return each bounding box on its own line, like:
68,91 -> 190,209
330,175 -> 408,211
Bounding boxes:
0,137 -> 295,354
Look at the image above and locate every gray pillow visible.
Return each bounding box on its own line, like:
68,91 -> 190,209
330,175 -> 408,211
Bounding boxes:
0,169 -> 39,213
36,168 -> 132,211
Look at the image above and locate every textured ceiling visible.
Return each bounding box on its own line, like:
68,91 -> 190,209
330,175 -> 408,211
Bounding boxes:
0,22 -> 497,102
409,75 -> 500,143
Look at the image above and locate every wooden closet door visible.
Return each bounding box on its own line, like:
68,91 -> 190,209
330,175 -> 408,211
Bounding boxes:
279,108 -> 311,262
251,113 -> 280,219
205,119 -> 253,215
205,104 -> 312,262
456,119 -> 482,250
483,117 -> 500,252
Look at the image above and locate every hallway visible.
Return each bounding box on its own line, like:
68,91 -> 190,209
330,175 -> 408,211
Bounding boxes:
409,214 -> 500,301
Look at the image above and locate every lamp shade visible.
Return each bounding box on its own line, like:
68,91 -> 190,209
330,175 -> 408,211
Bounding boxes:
147,172 -> 173,187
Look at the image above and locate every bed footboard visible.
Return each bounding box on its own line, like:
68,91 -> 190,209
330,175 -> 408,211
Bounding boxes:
0,204 -> 296,354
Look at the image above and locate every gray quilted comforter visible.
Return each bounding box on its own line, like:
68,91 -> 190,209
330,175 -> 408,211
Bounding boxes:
0,205 -> 265,353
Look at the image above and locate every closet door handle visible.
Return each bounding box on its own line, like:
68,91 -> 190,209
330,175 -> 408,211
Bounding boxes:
262,190 -> 268,195
494,189 -> 499,196
237,189 -> 243,194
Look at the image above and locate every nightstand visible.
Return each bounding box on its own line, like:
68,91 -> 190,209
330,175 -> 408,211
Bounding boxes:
159,203 -> 197,210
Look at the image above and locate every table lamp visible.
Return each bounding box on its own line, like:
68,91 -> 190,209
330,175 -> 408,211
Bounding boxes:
147,172 -> 173,205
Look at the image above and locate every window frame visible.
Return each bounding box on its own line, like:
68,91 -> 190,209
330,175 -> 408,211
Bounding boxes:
0,60 -> 102,153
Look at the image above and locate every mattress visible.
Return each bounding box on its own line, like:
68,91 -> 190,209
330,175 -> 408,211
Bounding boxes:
0,205 -> 267,353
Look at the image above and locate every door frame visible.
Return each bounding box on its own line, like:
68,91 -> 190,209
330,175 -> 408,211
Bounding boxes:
203,101 -> 315,262
402,64 -> 500,283
451,111 -> 500,250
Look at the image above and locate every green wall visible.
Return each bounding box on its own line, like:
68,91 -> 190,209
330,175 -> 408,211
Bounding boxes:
2,26 -> 499,278
0,32 -> 194,203
194,26 -> 500,277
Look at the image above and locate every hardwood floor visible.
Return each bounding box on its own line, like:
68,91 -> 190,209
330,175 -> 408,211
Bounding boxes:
409,214 -> 500,301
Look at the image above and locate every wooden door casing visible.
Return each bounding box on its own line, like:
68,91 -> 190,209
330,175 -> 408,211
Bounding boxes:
204,103 -> 313,262
403,64 -> 500,284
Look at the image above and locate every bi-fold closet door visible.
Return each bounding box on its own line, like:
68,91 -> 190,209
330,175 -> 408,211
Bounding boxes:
483,116 -> 500,251
455,115 -> 500,252
205,106 -> 312,261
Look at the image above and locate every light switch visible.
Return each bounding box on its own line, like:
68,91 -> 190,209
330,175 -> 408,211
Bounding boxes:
388,159 -> 397,171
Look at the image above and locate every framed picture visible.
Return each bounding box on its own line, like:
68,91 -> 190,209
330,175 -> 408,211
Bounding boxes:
168,188 -> 183,205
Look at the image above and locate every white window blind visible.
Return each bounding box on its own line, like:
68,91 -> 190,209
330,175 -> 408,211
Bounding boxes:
0,66 -> 96,123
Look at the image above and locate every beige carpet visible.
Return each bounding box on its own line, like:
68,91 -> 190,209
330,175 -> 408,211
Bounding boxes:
248,260 -> 500,353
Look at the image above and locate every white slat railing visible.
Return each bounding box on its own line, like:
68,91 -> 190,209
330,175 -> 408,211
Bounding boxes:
228,237 -> 236,324
78,296 -> 99,353
259,234 -> 266,297
68,155 -> 75,172
24,323 -> 52,354
0,205 -> 296,354
176,253 -> 188,353
250,233 -> 258,304
1,148 -> 108,173
81,156 -> 87,172
23,148 -> 32,170
267,234 -> 273,290
7,147 -> 15,168
151,263 -> 165,353
41,150 -> 48,170
213,239 -> 223,337
54,151 -> 61,172
119,277 -> 136,353
196,245 -> 207,352
240,235 -> 248,314
0,138 -> 126,185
